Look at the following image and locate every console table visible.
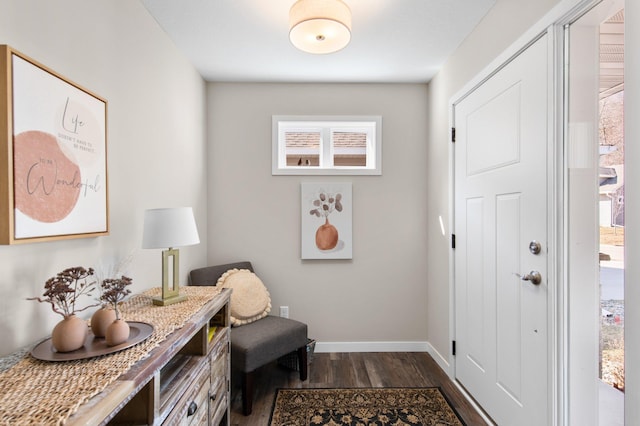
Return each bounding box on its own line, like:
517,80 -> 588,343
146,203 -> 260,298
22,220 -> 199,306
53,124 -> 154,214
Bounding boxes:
0,286 -> 231,425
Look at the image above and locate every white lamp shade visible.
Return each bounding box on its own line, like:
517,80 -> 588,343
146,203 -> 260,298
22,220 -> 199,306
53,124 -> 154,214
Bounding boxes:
289,0 -> 351,54
142,207 -> 200,249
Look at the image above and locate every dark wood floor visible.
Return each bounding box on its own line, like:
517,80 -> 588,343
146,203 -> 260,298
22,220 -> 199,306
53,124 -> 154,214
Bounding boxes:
228,352 -> 490,425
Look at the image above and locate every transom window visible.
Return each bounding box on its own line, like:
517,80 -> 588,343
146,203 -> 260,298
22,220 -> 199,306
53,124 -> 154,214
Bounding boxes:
272,116 -> 382,175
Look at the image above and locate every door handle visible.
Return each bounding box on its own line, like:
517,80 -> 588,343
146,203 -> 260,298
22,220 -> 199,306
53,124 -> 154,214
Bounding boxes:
517,271 -> 541,285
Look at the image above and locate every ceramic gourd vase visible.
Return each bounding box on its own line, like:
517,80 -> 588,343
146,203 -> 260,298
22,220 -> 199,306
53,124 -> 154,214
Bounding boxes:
315,218 -> 339,250
91,307 -> 117,338
106,319 -> 130,346
51,315 -> 88,353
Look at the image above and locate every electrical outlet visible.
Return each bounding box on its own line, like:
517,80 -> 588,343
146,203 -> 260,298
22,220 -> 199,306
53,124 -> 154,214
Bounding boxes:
280,306 -> 289,318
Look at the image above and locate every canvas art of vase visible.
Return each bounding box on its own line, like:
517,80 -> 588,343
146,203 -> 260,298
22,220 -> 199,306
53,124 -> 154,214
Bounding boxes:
310,191 -> 343,250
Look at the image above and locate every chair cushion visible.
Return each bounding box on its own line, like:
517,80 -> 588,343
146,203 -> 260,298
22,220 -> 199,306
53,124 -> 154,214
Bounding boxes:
231,316 -> 308,372
217,268 -> 271,326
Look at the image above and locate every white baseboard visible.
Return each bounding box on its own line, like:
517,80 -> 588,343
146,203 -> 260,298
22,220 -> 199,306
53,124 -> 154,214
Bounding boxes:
426,344 -> 495,425
314,341 -> 429,353
425,341 -> 452,377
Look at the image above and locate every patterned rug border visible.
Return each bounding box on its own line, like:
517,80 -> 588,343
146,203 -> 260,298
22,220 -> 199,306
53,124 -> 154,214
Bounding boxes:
269,387 -> 466,426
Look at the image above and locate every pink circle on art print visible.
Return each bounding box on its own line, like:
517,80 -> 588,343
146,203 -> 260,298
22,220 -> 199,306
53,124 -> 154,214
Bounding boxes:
14,130 -> 81,223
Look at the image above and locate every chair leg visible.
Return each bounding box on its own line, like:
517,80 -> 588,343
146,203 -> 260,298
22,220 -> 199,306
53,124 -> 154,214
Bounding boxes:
297,346 -> 308,381
242,370 -> 254,416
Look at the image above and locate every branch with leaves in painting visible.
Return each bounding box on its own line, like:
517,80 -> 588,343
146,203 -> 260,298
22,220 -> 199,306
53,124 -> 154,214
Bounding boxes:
309,191 -> 343,219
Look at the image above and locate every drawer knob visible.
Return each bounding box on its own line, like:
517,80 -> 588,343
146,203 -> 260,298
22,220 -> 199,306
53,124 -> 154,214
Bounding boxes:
187,401 -> 198,417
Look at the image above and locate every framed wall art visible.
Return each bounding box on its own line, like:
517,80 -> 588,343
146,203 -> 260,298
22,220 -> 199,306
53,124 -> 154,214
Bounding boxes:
301,182 -> 352,259
0,45 -> 108,244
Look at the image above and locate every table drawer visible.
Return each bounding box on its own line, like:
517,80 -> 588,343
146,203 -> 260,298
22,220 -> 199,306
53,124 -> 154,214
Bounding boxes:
163,358 -> 210,426
210,337 -> 228,386
209,379 -> 228,426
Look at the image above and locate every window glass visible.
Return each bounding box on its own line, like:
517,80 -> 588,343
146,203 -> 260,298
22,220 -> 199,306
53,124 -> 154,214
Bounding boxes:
286,131 -> 320,167
332,131 -> 367,167
273,116 -> 381,175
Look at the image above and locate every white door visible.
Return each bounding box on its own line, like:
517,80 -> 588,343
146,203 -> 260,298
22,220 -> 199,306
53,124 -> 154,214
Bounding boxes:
454,34 -> 549,425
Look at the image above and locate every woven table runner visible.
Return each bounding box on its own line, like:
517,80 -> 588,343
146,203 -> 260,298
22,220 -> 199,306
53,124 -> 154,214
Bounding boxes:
0,285 -> 221,425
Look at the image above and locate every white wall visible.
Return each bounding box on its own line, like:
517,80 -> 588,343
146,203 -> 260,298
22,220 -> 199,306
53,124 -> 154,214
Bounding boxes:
207,83 -> 429,349
426,0 -> 562,368
0,0 -> 207,356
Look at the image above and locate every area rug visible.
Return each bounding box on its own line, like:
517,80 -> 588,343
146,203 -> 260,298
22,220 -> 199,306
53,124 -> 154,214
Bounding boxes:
269,387 -> 465,426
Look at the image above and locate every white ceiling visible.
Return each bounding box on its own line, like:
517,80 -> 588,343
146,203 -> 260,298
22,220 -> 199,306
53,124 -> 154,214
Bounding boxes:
140,0 -> 495,83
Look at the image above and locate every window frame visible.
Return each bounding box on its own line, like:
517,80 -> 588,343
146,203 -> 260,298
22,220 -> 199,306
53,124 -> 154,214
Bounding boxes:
272,115 -> 382,175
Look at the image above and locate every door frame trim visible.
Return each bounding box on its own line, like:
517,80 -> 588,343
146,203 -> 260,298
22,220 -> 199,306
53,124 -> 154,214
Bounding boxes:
446,1 -> 600,424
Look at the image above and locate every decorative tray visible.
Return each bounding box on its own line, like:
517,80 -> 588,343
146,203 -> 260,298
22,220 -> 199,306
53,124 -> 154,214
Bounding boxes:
30,321 -> 154,362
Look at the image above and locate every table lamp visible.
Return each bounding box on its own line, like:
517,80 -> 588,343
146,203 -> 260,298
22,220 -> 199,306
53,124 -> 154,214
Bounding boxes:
142,207 -> 200,306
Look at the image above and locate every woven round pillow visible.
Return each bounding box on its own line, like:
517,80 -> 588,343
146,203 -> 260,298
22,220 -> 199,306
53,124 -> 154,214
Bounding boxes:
216,268 -> 271,326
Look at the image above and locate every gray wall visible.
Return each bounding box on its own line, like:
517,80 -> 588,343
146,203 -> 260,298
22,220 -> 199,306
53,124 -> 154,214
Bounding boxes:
0,0 -> 207,356
208,83 -> 429,349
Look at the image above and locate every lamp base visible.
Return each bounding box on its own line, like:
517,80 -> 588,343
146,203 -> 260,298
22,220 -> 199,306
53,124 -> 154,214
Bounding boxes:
153,247 -> 187,306
152,293 -> 187,306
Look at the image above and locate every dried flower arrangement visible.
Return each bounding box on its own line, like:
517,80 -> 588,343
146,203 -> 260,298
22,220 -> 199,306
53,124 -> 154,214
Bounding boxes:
27,267 -> 101,352
100,276 -> 133,320
28,266 -> 99,318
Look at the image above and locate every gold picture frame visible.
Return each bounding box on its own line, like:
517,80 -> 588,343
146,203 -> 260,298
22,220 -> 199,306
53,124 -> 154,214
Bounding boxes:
0,45 -> 108,244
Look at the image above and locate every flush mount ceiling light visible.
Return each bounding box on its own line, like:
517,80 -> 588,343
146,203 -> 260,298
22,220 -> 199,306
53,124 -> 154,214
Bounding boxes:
289,0 -> 352,54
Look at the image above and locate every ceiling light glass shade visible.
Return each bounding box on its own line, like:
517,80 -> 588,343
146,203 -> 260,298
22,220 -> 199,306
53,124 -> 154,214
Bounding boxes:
289,0 -> 352,54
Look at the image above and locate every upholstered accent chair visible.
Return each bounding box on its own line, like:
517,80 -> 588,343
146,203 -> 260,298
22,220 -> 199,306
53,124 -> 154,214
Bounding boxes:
189,261 -> 308,415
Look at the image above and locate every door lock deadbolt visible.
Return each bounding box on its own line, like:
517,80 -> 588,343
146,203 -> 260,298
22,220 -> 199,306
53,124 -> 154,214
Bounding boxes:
529,240 -> 542,255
